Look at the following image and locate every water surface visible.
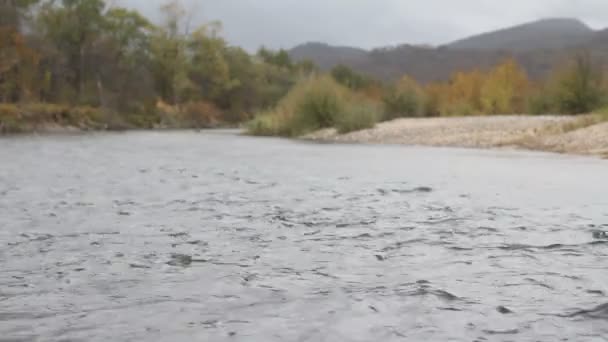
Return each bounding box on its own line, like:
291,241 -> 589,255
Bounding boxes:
1,131 -> 608,341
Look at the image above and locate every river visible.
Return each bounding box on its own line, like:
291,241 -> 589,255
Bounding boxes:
1,131 -> 607,341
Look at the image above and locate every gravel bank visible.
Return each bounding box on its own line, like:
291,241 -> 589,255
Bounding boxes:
304,115 -> 608,157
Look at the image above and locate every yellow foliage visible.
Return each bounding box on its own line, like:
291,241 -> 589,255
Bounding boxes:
448,70 -> 484,114
480,59 -> 530,114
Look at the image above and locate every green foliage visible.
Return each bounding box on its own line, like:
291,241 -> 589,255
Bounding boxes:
554,53 -> 604,114
247,113 -> 284,136
331,64 -> 371,90
383,76 -> 423,119
335,102 -> 381,134
258,47 -> 293,70
527,90 -> 556,115
384,90 -> 419,119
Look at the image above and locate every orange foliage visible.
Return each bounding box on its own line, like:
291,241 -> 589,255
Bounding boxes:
0,27 -> 40,102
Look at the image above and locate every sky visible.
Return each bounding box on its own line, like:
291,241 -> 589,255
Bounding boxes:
118,0 -> 608,51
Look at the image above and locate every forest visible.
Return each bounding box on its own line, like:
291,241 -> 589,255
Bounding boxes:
0,0 -> 314,132
1,0 -> 606,135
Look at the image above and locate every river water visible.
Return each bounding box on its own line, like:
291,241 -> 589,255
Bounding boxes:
1,131 -> 608,341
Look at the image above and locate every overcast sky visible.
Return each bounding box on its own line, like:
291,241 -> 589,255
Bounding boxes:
118,0 -> 608,51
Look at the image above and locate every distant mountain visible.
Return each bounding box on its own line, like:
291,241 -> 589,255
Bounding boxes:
446,18 -> 594,51
289,42 -> 368,70
288,18 -> 607,83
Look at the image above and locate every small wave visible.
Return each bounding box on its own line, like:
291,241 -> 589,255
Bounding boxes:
562,303 -> 608,319
482,329 -> 519,335
381,239 -> 426,252
377,186 -> 433,195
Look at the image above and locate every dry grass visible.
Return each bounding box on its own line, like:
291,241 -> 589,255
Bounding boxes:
0,103 -> 108,133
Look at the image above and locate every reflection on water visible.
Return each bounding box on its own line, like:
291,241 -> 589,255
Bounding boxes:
1,131 -> 607,341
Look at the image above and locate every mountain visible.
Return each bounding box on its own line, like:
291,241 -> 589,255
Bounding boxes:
447,18 -> 594,51
289,42 -> 368,70
288,18 -> 606,83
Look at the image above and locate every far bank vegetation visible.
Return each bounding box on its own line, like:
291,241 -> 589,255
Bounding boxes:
2,1 -> 608,135
248,53 -> 608,136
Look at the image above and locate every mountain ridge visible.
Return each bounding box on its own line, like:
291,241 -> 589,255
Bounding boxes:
289,18 -> 607,82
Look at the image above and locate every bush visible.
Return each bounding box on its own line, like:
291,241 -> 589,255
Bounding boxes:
335,102 -> 381,134
247,75 -> 380,136
383,75 -> 424,120
383,90 -> 420,120
247,113 -> 284,136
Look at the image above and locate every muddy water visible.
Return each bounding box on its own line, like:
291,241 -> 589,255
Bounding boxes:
1,131 -> 608,342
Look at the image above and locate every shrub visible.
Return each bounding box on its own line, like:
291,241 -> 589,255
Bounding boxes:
247,75 -> 380,136
335,102 -> 381,134
383,75 -> 424,120
247,113 -> 284,136
383,90 -> 419,119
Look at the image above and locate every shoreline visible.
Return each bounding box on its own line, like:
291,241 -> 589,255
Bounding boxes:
303,115 -> 608,158
5,115 -> 608,158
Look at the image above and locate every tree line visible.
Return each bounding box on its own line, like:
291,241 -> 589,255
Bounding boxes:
0,0 -> 313,131
249,54 -> 608,136
1,0 -> 605,134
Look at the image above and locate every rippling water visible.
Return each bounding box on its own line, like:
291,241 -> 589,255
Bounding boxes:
1,131 -> 608,341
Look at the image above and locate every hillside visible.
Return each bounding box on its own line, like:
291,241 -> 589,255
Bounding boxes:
447,18 -> 594,51
289,18 -> 606,82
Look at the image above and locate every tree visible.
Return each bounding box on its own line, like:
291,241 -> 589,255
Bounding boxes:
331,64 -> 370,90
37,0 -> 107,102
0,0 -> 41,102
188,23 -> 235,102
148,1 -> 190,104
480,59 -> 530,114
553,53 -> 604,114
257,47 -> 293,70
98,7 -> 154,112
383,75 -> 424,119
0,0 -> 40,29
0,27 -> 39,102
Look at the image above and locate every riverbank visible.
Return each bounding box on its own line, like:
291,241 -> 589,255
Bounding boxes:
0,103 -> 234,134
304,115 -> 608,157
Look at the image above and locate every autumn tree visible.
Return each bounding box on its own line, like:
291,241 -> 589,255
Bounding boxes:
37,0 -> 107,102
0,0 -> 41,102
480,59 -> 530,114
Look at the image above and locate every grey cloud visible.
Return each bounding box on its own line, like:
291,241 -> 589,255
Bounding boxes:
117,0 -> 608,51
